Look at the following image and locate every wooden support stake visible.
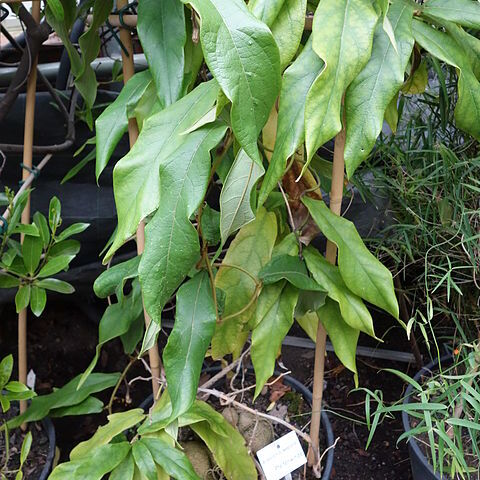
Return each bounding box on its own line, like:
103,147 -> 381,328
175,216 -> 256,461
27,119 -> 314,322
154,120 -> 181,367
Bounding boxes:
308,127 -> 346,473
18,0 -> 40,421
116,0 -> 161,401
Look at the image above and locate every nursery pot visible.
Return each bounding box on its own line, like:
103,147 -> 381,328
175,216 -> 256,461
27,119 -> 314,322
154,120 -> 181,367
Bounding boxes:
141,368 -> 335,480
402,355 -> 452,480
38,417 -> 56,480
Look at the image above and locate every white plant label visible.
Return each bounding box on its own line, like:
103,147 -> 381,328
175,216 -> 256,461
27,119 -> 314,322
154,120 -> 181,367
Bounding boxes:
256,431 -> 307,480
27,369 -> 36,390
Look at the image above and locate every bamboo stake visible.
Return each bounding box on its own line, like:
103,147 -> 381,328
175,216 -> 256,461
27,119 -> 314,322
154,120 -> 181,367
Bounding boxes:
307,127 -> 346,473
116,0 -> 161,401
18,0 -> 40,422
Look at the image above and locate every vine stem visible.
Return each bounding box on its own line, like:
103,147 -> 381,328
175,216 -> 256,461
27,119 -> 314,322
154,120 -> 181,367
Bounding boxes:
308,125 -> 346,473
117,0 -> 162,401
17,0 -> 41,426
107,356 -> 137,415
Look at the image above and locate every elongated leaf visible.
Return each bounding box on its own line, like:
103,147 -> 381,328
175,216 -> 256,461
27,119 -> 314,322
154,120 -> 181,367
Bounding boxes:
318,298 -> 359,377
49,396 -> 104,417
110,453 -> 135,480
178,400 -> 231,437
344,0 -> 414,177
106,81 -> 219,261
251,283 -> 298,398
258,37 -> 323,206
303,247 -> 376,337
259,254 -> 326,291
191,419 -> 257,480
33,212 -> 50,248
12,224 -> 39,237
211,208 -> 277,358
46,0 -> 64,20
55,223 -> 90,242
49,443 -> 130,480
49,239 -> 80,257
0,273 -> 20,288
138,0 -> 185,108
219,149 -> 264,244
30,287 -> 46,317
164,272 -> 216,419
37,255 -> 74,278
139,122 -> 227,323
132,441 -> 157,480
15,285 -> 30,313
142,438 -> 201,480
94,256 -> 140,299
36,278 -> 74,294
0,355 -> 13,391
8,373 -> 119,429
304,0 -> 378,170
95,71 -> 153,180
183,0 -> 281,165
71,409 -> 145,459
445,22 -> 480,79
423,0 -> 480,29
412,19 -> 480,141
303,198 -> 398,319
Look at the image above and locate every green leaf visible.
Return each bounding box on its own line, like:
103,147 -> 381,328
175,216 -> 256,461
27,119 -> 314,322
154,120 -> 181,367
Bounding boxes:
36,278 -> 74,294
445,22 -> 480,79
258,36 -> 324,206
142,437 -> 201,480
219,149 -> 264,244
423,0 -> 480,29
30,287 -> 46,317
446,418 -> 480,431
37,255 -> 74,278
251,283 -> 298,398
49,396 -> 104,417
412,19 -> 480,141
20,431 -> 32,466
259,254 -> 326,291
7,372 -> 120,429
55,223 -> 89,242
295,311 -> 318,341
33,212 -> 50,247
132,441 -> 157,480
139,320 -> 161,357
138,0 -> 186,108
15,285 -> 31,313
183,0 -> 281,165
303,247 -> 376,337
139,122 -> 227,323
105,80 -> 219,261
49,443 -> 131,480
0,354 -> 13,390
211,208 -> 277,359
318,297 -> 359,378
200,205 -> 221,246
79,282 -> 143,388
303,198 -> 399,319
95,70 -> 153,180
164,271 -> 216,420
110,453 -> 135,480
12,224 -> 39,237
178,400 -> 231,437
344,0 -> 414,177
294,289 -> 327,317
71,409 -> 145,459
94,256 -> 140,299
48,196 -> 61,232
61,148 -> 96,184
49,239 -> 80,257
22,235 -> 43,274
0,273 -> 20,288
304,0 -> 379,171
191,419 -> 257,480
46,0 -> 64,20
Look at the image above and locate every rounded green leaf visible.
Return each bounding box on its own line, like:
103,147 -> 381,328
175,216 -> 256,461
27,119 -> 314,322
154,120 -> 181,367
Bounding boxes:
30,286 -> 47,317
15,285 -> 31,313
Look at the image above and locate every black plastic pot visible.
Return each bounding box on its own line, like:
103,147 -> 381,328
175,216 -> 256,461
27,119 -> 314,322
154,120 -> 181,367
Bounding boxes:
402,356 -> 452,480
141,368 -> 335,480
38,417 -> 56,480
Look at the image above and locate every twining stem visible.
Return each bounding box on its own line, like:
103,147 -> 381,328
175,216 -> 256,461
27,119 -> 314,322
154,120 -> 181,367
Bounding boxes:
117,0 -> 162,401
308,126 -> 346,474
108,356 -> 137,415
18,0 -> 41,424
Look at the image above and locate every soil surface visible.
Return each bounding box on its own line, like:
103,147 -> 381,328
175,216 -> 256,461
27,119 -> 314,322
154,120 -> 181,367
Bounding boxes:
0,405 -> 50,479
0,299 -> 419,479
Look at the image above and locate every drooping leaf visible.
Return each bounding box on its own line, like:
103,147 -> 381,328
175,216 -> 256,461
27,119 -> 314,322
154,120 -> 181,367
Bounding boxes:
71,409 -> 145,459
295,311 -> 317,341
412,19 -> 480,141
219,149 -> 264,244
105,81 -> 219,261
138,0 -> 186,108
94,256 -> 141,299
303,198 -> 399,319
49,443 -> 131,480
15,285 -> 30,313
139,122 -> 227,323
258,37 -> 323,206
183,0 -> 281,165
304,0 -> 379,171
211,208 -> 277,359
36,278 -> 75,294
344,0 -> 414,177
303,247 -> 376,337
178,400 -> 231,437
110,453 -> 135,480
141,437 -> 201,480
163,271 -> 217,420
422,0 -> 480,30
445,22 -> 480,79
132,441 -> 158,480
191,419 -> 257,480
259,254 -> 326,291
251,283 -> 298,398
30,287 -> 46,317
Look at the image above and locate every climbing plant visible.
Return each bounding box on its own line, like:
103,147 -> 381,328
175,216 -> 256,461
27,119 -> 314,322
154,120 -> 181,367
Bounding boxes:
42,0 -> 480,478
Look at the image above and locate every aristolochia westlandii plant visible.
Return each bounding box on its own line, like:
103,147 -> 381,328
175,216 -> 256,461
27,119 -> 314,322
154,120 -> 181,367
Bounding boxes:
40,0 -> 480,478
